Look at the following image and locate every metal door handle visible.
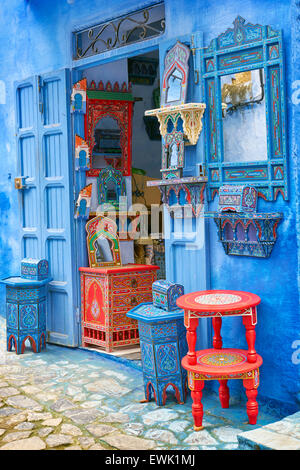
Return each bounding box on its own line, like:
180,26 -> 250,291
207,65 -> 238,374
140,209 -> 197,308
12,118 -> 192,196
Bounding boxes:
14,176 -> 29,190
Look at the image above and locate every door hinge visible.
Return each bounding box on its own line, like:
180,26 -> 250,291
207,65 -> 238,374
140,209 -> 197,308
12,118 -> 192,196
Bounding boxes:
75,307 -> 81,324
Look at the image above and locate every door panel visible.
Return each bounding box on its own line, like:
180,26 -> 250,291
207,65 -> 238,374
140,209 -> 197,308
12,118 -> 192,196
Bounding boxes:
15,77 -> 41,259
15,70 -> 78,347
159,34 -> 211,349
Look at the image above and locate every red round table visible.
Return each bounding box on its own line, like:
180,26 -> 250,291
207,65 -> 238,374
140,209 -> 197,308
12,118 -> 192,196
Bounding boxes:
176,290 -> 262,431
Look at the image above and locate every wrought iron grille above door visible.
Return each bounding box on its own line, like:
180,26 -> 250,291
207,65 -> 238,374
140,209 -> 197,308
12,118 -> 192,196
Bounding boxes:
73,2 -> 165,60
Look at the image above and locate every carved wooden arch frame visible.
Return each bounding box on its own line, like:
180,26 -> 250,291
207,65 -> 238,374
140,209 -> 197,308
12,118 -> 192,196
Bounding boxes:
161,41 -> 190,107
85,97 -> 133,176
86,216 -> 122,268
201,16 -> 288,202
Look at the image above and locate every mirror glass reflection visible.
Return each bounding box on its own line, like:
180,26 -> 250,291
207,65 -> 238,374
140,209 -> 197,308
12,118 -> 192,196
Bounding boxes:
95,235 -> 114,263
221,68 -> 267,162
166,68 -> 183,103
168,142 -> 179,167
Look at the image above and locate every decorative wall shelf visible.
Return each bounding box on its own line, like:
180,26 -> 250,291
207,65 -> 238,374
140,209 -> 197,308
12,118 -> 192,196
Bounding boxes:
147,176 -> 207,217
145,103 -> 206,146
213,212 -> 283,258
144,41 -> 207,217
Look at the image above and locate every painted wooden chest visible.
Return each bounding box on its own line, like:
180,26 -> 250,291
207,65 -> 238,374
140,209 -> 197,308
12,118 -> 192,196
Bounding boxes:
79,264 -> 159,352
21,258 -> 49,281
126,302 -> 188,406
1,276 -> 52,354
152,280 -> 184,311
218,185 -> 258,213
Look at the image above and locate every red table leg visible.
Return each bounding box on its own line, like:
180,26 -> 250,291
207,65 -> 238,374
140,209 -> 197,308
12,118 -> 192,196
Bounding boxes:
243,377 -> 259,424
243,314 -> 257,363
191,379 -> 204,431
218,379 -> 229,408
212,317 -> 222,349
186,317 -> 199,365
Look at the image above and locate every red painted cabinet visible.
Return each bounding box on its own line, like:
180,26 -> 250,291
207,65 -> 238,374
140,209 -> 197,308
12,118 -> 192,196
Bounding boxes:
79,265 -> 159,352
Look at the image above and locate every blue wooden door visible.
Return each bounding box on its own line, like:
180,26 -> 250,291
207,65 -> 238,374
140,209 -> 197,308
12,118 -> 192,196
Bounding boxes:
159,34 -> 212,348
15,69 -> 78,347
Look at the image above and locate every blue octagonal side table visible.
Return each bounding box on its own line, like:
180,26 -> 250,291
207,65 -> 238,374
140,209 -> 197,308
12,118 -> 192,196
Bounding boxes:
0,276 -> 53,355
127,302 -> 188,406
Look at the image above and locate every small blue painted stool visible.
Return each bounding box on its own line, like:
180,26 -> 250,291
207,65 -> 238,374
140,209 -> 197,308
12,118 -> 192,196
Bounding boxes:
1,276 -> 52,354
127,302 -> 188,406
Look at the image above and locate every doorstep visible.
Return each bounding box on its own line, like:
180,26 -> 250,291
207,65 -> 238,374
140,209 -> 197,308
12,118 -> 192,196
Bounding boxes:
78,344 -> 142,371
237,411 -> 300,450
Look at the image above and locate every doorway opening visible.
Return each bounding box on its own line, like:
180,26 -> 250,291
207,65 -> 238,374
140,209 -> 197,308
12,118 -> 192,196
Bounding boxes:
79,49 -> 165,274
76,49 -> 166,358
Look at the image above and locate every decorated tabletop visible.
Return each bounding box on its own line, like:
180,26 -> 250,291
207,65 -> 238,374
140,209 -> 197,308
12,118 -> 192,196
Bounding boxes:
0,276 -> 53,287
182,348 -> 263,376
176,289 -> 261,313
126,302 -> 184,323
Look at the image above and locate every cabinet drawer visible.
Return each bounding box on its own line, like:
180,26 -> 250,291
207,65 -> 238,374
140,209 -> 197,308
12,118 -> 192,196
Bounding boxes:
111,272 -> 156,293
113,312 -> 137,327
112,290 -> 153,312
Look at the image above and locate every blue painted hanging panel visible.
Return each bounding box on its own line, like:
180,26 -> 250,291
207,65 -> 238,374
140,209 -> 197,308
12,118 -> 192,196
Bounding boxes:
159,33 -> 211,350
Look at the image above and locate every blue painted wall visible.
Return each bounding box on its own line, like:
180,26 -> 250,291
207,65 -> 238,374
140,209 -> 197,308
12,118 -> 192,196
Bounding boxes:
0,0 -> 299,414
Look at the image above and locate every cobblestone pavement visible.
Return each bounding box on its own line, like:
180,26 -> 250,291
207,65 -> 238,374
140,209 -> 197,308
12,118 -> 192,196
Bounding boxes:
0,315 -> 280,450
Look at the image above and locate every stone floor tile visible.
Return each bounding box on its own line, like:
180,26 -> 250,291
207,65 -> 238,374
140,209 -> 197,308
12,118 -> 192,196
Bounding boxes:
6,395 -> 43,411
89,444 -> 106,450
35,391 -> 59,402
80,401 -> 102,409
14,421 -> 35,430
122,423 -> 144,436
86,423 -> 116,437
142,408 -> 179,425
45,433 -> 74,448
102,431 -> 156,450
3,413 -> 27,426
184,430 -> 218,447
42,418 -> 62,427
61,423 -> 83,436
0,387 -> 20,398
78,436 -> 95,449
21,385 -> 41,395
169,420 -> 191,433
63,408 -> 103,424
212,426 -> 243,443
144,429 -> 178,445
50,398 -> 77,412
38,427 -> 54,438
2,430 -> 32,443
26,411 -> 53,421
100,412 -> 130,423
73,393 -> 87,402
0,436 -> 46,450
65,445 -> 82,450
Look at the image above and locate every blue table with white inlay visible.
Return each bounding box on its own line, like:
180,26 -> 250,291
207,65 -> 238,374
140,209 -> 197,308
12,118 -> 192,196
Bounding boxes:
1,276 -> 52,354
126,302 -> 188,406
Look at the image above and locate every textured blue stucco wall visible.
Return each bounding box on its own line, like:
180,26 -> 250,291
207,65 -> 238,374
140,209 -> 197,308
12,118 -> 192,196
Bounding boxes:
0,0 -> 299,414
